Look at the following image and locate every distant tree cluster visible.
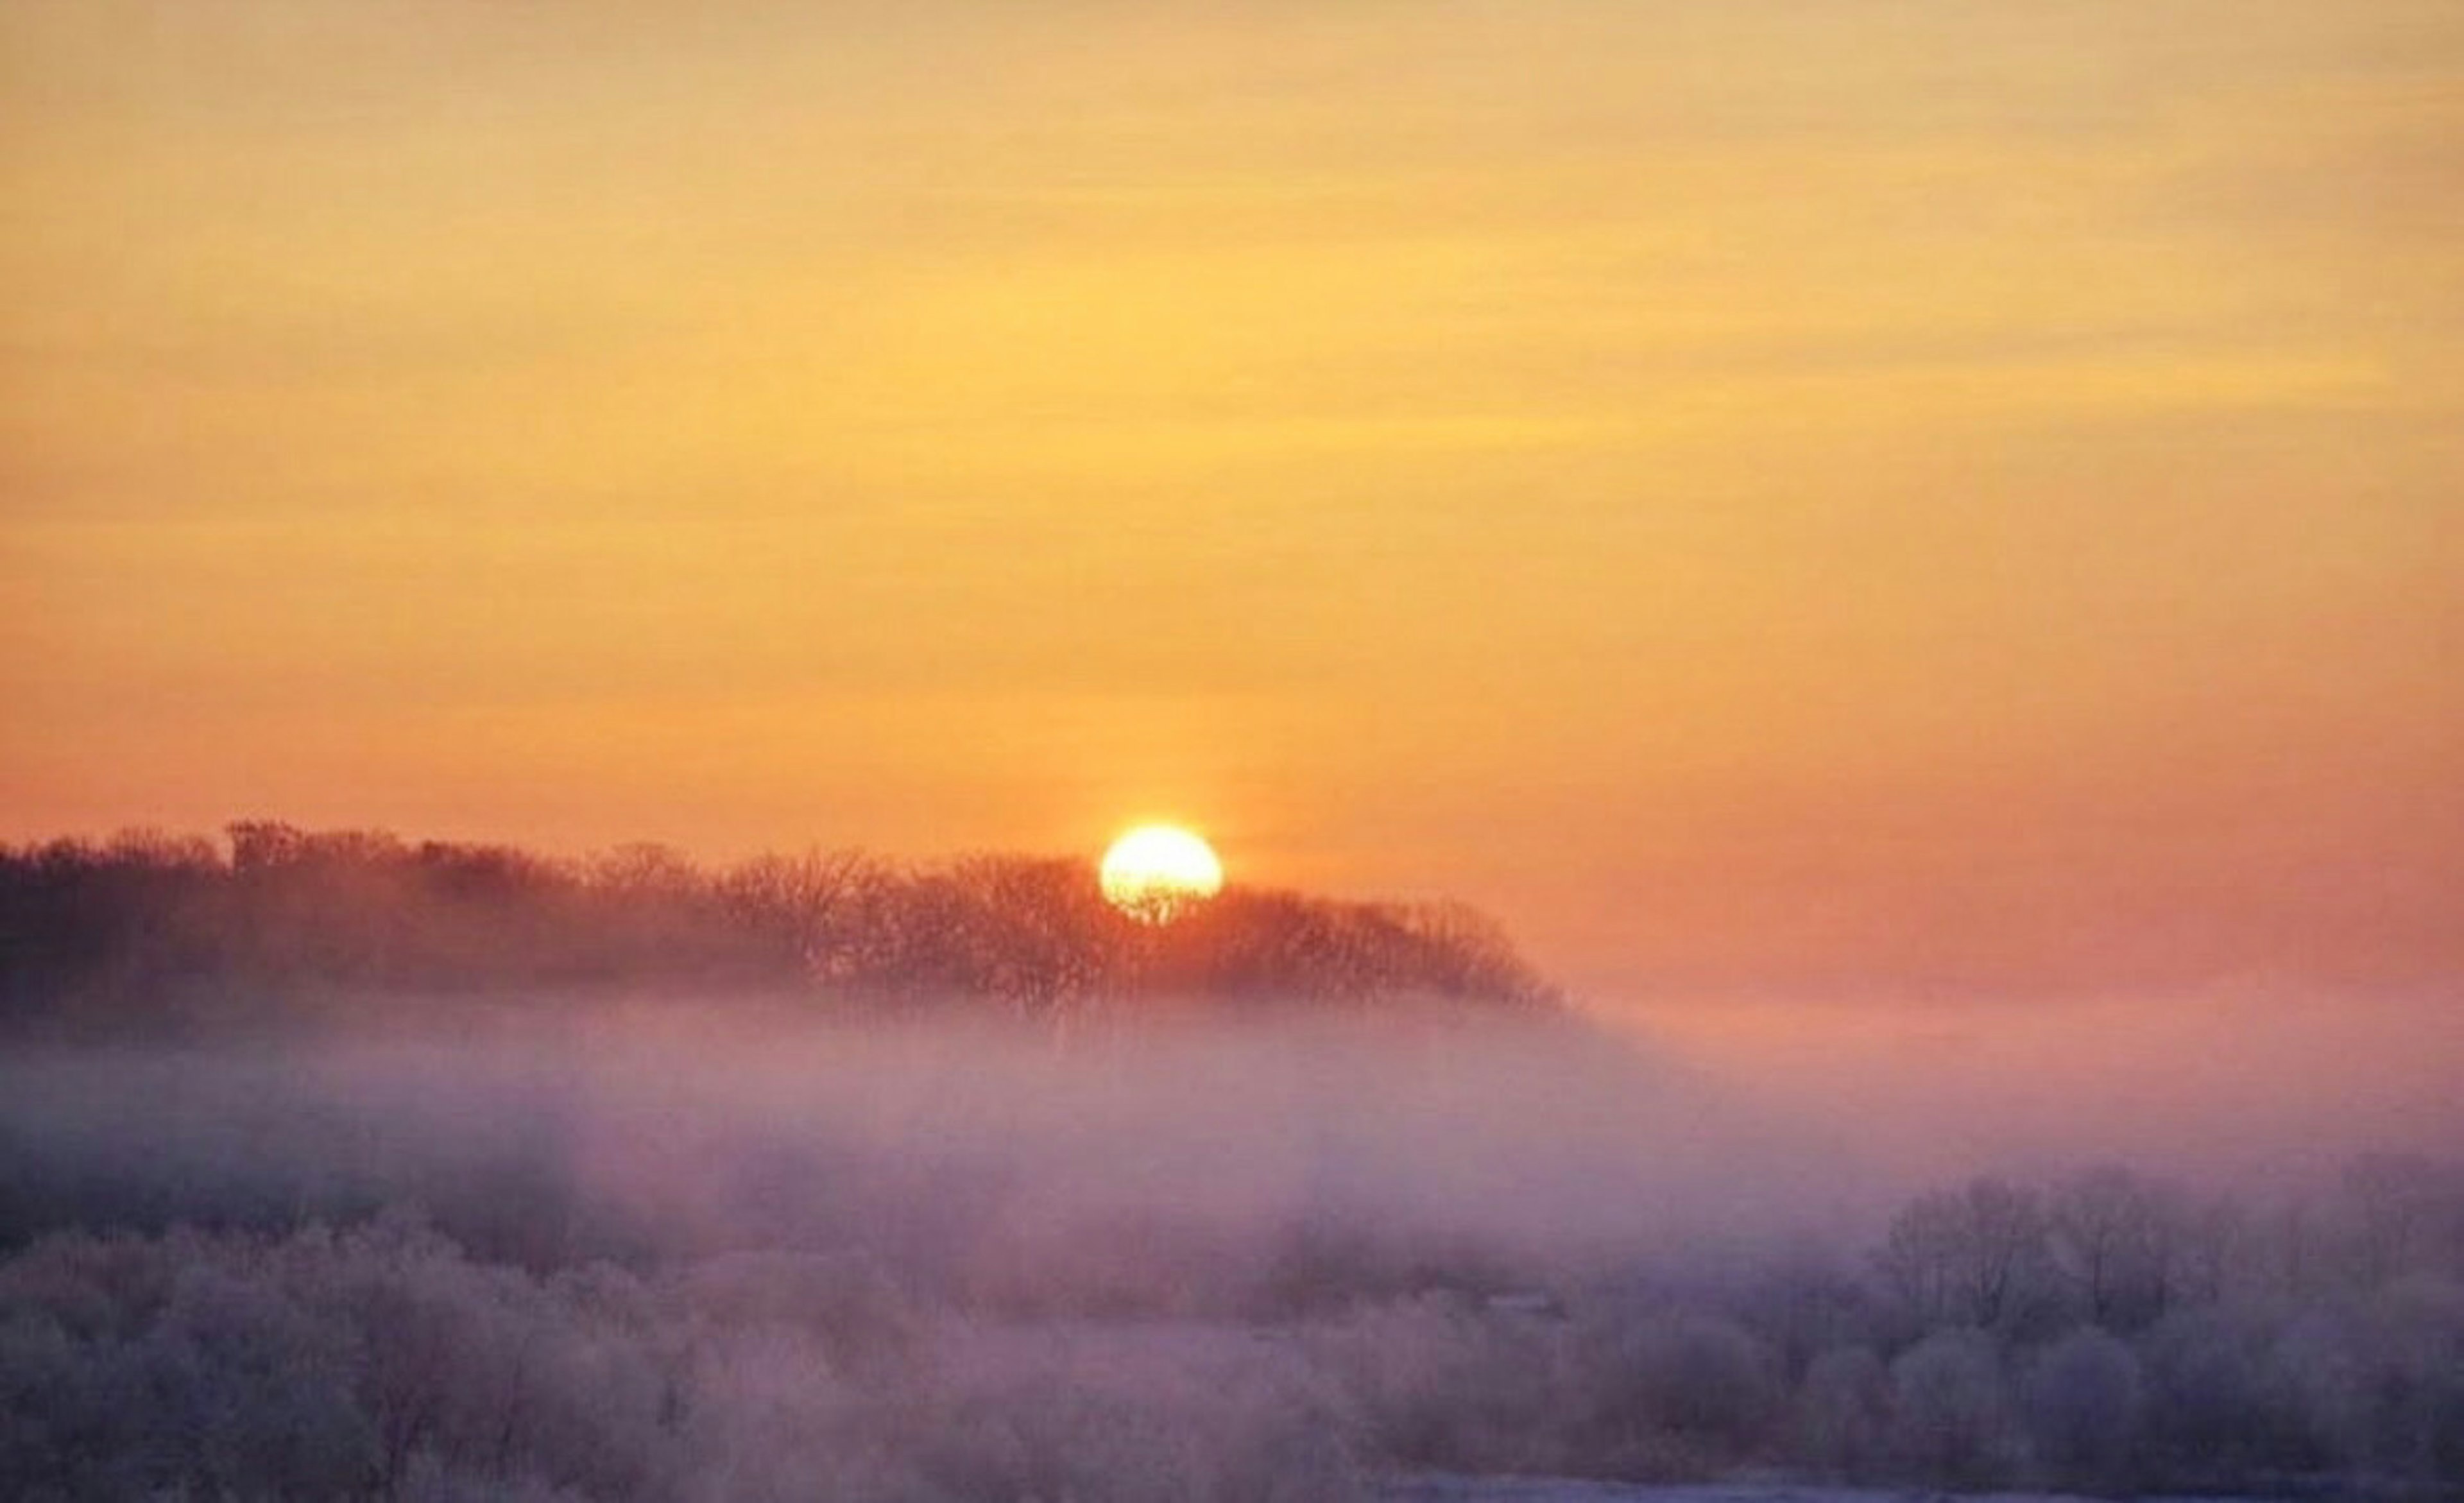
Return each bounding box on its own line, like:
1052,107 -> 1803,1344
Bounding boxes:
1786,1155 -> 2464,1492
0,824 -> 1556,1035
0,1217 -> 1364,1503
1304,1155 -> 2464,1495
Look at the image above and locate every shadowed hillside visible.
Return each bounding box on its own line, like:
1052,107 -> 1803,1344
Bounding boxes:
0,823 -> 1557,1036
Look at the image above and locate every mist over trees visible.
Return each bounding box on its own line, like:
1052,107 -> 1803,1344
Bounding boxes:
3,823 -> 2460,1499
0,823 -> 1554,1036
2,1024 -> 2460,1501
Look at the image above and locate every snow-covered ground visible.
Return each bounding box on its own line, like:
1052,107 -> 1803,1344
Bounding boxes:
1376,1483 -> 2282,1503
1378,1483 -> 1985,1503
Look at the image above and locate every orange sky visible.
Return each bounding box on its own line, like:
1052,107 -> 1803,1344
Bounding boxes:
4,3 -> 2459,1051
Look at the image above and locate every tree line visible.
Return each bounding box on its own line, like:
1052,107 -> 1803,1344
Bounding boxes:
4,1152 -> 2458,1500
1303,1154 -> 2464,1494
1793,1155 -> 2464,1488
0,823 -> 1556,1035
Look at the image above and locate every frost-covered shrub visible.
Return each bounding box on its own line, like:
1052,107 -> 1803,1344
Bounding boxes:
1890,1327 -> 2015,1487
2023,1326 -> 2142,1491
2137,1303 -> 2316,1482
0,1233 -> 381,1501
1573,1302 -> 1779,1472
2362,1277 -> 2464,1485
902,1325 -> 1365,1503
0,1224 -> 683,1502
1793,1344 -> 1894,1480
680,1249 -> 918,1375
1303,1293 -> 1573,1476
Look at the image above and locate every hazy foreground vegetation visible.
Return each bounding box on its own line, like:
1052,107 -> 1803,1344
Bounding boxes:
1,829 -> 2459,1501
4,1022 -> 2459,1502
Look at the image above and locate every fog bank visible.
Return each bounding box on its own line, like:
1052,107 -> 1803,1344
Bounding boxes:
4,1008 -> 2459,1500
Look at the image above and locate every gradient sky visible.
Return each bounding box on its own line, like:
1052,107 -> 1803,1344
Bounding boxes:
4,3 -> 2459,1055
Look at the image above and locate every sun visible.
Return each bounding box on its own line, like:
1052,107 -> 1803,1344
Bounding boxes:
1100,824 -> 1224,924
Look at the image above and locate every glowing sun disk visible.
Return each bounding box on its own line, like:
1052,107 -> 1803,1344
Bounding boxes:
1100,824 -> 1224,923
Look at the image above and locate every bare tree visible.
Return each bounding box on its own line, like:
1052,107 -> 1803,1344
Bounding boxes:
1877,1178 -> 2050,1334
719,850 -> 885,982
2050,1165 -> 2165,1327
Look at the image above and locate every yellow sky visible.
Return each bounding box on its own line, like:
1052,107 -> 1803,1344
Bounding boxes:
3,1 -> 2458,1011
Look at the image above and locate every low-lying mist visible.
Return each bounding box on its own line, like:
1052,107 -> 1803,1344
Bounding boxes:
6,1006 -> 2461,1502
2,1012 -> 1838,1307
